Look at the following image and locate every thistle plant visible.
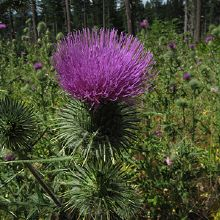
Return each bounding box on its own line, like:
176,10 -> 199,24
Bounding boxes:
63,162 -> 141,220
53,29 -> 154,219
53,29 -> 154,159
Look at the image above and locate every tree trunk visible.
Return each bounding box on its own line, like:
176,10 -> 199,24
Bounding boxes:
65,0 -> 71,33
83,0 -> 87,27
124,0 -> 133,35
195,0 -> 201,42
103,0 -> 105,28
107,0 -> 110,27
184,0 -> 188,34
30,0 -> 38,42
209,0 -> 214,25
9,9 -> 15,39
190,0 -> 196,39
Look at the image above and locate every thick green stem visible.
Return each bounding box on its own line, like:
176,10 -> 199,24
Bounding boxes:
192,90 -> 196,142
182,107 -> 186,146
25,162 -> 62,207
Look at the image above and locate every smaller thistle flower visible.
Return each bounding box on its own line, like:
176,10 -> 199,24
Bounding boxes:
4,153 -> 16,161
140,19 -> 149,29
189,44 -> 195,50
167,41 -> 176,50
183,72 -> 191,81
154,130 -> 162,138
205,35 -> 214,44
0,23 -> 7,30
33,62 -> 43,71
165,157 -> 173,166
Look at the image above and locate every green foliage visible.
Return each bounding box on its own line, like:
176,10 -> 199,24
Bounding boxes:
131,141 -> 220,219
134,20 -> 220,219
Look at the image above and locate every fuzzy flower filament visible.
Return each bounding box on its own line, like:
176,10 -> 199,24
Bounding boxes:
53,29 -> 154,106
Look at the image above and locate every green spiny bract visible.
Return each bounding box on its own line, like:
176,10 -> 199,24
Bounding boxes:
63,161 -> 141,220
56,99 -> 139,160
0,97 -> 37,152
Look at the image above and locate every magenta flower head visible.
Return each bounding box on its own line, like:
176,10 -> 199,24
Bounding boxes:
167,41 -> 176,50
53,29 -> 154,106
140,19 -> 149,29
0,23 -> 7,30
183,72 -> 191,81
165,157 -> 173,166
189,44 -> 195,50
4,154 -> 16,161
205,35 -> 214,44
33,62 -> 43,71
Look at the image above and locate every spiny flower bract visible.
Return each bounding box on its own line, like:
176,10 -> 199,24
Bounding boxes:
0,97 -> 37,152
63,162 -> 141,220
53,29 -> 153,106
56,99 -> 139,160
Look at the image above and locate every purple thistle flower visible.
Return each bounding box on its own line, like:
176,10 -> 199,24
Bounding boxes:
4,154 -> 16,161
205,35 -> 214,44
165,157 -> 173,166
33,62 -> 43,70
183,72 -> 191,81
167,41 -> 176,50
140,19 -> 149,29
189,44 -> 195,50
53,29 -> 154,106
0,23 -> 7,30
154,130 -> 163,138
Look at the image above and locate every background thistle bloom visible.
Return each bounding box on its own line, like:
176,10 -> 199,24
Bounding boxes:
167,41 -> 176,50
140,19 -> 149,29
33,62 -> 43,70
189,44 -> 195,50
205,35 -> 214,43
4,153 -> 16,161
183,72 -> 191,81
0,23 -> 7,30
53,29 -> 154,106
